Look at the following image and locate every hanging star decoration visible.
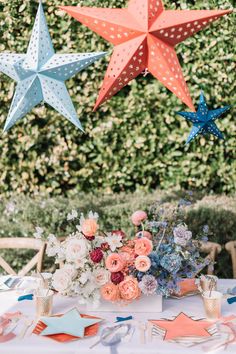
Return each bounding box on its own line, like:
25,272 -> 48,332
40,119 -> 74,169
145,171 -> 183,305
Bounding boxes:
176,92 -> 231,144
60,0 -> 232,111
39,308 -> 102,338
150,312 -> 212,341
0,1 -> 106,132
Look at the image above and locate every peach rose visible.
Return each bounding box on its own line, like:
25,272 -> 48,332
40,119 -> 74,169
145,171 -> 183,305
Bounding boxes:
131,210 -> 147,226
81,219 -> 98,237
120,241 -> 135,256
101,282 -> 120,301
119,276 -> 141,301
134,237 -> 153,256
105,253 -> 125,272
135,231 -> 152,240
135,255 -> 151,272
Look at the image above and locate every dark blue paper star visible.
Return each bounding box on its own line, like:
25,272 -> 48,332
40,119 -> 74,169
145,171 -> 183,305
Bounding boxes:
176,92 -> 231,144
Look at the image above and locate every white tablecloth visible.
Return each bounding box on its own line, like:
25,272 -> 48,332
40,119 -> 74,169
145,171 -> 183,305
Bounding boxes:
0,279 -> 235,354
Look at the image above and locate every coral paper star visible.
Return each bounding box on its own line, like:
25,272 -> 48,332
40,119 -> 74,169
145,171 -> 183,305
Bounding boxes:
61,0 -> 232,111
176,91 -> 231,144
150,312 -> 212,341
0,2 -> 105,131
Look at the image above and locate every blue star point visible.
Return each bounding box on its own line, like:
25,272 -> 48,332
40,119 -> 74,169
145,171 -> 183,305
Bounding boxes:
0,2 -> 106,132
177,92 -> 231,144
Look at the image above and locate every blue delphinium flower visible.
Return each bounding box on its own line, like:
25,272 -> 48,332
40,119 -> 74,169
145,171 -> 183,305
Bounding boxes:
178,199 -> 191,207
201,236 -> 208,243
203,225 -> 209,233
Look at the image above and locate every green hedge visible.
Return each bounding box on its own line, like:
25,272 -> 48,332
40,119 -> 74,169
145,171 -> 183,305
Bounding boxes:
0,191 -> 235,277
0,0 -> 235,196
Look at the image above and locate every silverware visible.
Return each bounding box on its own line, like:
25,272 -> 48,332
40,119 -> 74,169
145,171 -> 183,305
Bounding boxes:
19,318 -> 34,339
138,322 -> 146,344
90,325 -> 121,349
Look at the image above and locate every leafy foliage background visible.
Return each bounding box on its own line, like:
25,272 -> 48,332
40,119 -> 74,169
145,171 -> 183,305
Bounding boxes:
0,0 -> 235,196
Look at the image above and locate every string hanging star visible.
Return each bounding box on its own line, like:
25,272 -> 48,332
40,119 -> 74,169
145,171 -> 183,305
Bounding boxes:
0,1 -> 106,132
61,0 -> 232,111
176,92 -> 231,144
40,308 -> 102,338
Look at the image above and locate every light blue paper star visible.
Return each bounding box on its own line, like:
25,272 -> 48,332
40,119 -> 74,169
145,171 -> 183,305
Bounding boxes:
176,92 -> 231,144
0,1 -> 106,132
40,308 -> 102,338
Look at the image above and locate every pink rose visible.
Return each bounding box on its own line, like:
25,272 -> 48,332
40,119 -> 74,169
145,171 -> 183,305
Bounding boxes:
81,219 -> 98,237
131,210 -> 147,226
119,276 -> 141,301
135,231 -> 152,240
105,253 -> 125,272
134,237 -> 153,256
135,255 -> 151,272
101,282 -> 120,301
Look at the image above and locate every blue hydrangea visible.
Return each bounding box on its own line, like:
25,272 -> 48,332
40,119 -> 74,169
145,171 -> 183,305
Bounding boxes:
137,272 -> 145,281
160,254 -> 182,273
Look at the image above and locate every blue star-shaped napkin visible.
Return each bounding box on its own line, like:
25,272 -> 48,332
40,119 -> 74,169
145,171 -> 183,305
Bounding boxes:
0,1 -> 106,132
176,92 -> 231,144
40,308 -> 102,338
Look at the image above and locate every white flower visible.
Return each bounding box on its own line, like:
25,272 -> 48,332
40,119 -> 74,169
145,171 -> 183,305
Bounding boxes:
87,289 -> 101,309
46,235 -> 64,258
174,225 -> 192,247
88,211 -> 99,220
63,264 -> 77,278
75,258 -> 87,269
79,271 -> 92,285
93,236 -> 106,247
48,234 -> 57,242
106,233 -> 122,251
65,238 -> 88,262
52,266 -> 75,293
67,209 -> 78,221
55,246 -> 66,260
82,281 -> 97,296
47,244 -> 59,257
33,227 -> 44,239
93,268 -> 110,287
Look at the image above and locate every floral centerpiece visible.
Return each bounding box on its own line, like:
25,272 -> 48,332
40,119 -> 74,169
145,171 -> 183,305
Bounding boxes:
45,198 -> 210,308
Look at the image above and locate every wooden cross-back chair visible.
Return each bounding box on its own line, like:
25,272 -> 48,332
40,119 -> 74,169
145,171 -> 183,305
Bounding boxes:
0,238 -> 46,276
199,241 -> 222,275
225,241 -> 236,279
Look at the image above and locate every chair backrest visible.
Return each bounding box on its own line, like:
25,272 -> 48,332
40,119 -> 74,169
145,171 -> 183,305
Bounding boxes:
199,241 -> 222,275
225,241 -> 236,279
0,238 -> 46,276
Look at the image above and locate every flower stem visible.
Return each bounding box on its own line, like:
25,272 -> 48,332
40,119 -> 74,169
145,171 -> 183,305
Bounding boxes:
156,228 -> 166,253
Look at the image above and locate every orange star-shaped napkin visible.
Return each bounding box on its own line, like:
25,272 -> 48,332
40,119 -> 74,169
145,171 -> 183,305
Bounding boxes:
150,312 -> 212,341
